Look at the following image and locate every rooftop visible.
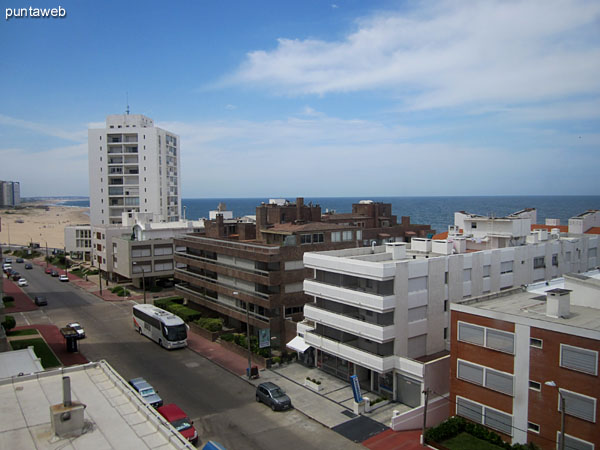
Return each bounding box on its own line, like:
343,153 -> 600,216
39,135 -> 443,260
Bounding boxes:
0,360 -> 192,449
262,222 -> 355,234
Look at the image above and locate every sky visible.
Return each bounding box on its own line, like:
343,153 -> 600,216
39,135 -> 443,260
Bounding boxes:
1,0 -> 599,198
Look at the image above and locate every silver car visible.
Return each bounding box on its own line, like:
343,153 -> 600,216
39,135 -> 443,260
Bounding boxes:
129,377 -> 163,408
256,382 -> 292,411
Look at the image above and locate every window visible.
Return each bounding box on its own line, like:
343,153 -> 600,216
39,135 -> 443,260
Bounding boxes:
456,397 -> 482,424
565,251 -> 571,262
533,256 -> 545,269
312,233 -> 324,243
560,389 -> 596,422
457,360 -> 484,385
300,234 -> 312,244
407,306 -> 427,322
530,338 -> 543,349
444,327 -> 448,339
458,322 -> 484,346
529,380 -> 541,391
482,265 -> 491,277
558,433 -> 594,450
342,230 -> 353,241
552,254 -> 558,266
486,328 -> 514,354
484,408 -> 512,435
356,230 -> 362,241
444,300 -> 448,312
560,344 -> 598,375
331,231 -> 341,242
589,248 -> 597,258
408,276 -> 427,292
500,261 -> 513,274
485,369 -> 514,395
444,272 -> 449,284
527,422 -> 539,433
463,268 -> 471,282
471,222 -> 477,229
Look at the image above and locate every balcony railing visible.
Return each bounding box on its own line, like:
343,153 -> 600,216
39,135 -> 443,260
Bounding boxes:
304,279 -> 396,312
176,235 -> 281,255
304,304 -> 395,343
174,251 -> 270,277
175,267 -> 270,299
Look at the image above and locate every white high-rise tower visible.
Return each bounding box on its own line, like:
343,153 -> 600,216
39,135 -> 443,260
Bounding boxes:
88,114 -> 181,226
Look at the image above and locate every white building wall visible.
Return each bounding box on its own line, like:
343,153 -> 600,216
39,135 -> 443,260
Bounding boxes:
512,323 -> 530,445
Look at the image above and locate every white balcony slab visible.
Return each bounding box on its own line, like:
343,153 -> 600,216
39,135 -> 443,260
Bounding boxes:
304,280 -> 395,312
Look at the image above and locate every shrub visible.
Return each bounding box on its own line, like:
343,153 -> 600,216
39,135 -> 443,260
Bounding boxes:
196,317 -> 223,332
220,333 -> 234,342
2,315 -> 16,332
272,356 -> 281,364
166,303 -> 202,322
306,377 -> 321,385
3,296 -> 14,303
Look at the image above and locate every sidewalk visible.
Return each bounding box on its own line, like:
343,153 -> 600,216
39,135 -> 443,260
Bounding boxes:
2,278 -> 37,313
185,328 -> 422,448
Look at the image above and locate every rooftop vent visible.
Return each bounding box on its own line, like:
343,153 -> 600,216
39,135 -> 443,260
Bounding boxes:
50,376 -> 86,438
545,288 -> 571,319
386,242 -> 406,260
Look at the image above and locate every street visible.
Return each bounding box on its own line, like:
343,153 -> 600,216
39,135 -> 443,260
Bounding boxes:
10,261 -> 361,450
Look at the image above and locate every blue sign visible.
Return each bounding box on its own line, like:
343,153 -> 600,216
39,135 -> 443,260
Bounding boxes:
259,328 -> 270,348
350,375 -> 363,403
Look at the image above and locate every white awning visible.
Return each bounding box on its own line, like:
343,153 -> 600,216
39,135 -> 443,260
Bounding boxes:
286,336 -> 310,353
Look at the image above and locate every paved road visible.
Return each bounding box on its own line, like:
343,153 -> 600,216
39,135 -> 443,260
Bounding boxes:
11,261 -> 362,450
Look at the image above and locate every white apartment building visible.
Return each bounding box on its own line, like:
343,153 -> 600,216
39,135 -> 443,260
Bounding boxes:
64,224 -> 92,261
297,232 -> 599,413
88,114 -> 181,226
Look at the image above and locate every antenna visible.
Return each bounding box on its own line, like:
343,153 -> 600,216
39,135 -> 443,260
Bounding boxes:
126,92 -> 130,115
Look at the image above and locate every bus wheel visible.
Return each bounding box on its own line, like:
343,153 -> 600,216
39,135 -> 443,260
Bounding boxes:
159,339 -> 162,347
138,327 -> 142,334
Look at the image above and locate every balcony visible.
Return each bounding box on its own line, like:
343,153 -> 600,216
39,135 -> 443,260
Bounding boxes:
304,304 -> 395,343
304,279 -> 395,312
174,251 -> 270,278
305,331 -> 396,373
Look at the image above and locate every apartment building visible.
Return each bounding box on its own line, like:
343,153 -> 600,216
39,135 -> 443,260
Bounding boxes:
173,198 -> 420,351
322,199 -> 434,244
450,272 -> 600,449
297,230 -> 599,409
64,224 -> 92,261
0,180 -> 20,207
88,114 -> 181,226
92,212 -> 204,287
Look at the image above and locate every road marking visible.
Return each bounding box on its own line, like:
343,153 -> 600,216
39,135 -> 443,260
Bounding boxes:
185,362 -> 200,368
20,312 -> 30,325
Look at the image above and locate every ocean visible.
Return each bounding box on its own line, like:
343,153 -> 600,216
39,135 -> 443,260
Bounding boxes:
58,196 -> 600,234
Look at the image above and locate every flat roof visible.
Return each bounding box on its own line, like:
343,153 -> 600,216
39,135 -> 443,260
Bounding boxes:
0,348 -> 43,379
0,360 -> 192,449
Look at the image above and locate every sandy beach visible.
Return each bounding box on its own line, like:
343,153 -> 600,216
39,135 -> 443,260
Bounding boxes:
0,200 -> 89,249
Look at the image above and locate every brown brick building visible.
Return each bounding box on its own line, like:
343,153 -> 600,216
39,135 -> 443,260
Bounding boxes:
173,198 -> 434,351
450,274 -> 600,449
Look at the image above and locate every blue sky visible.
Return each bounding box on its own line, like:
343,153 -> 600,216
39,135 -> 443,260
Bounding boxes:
1,0 -> 599,197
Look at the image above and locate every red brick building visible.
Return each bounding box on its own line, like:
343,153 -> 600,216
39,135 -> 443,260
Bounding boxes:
450,274 -> 600,449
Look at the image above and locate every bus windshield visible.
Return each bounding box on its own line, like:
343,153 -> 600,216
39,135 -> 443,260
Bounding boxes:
162,324 -> 187,342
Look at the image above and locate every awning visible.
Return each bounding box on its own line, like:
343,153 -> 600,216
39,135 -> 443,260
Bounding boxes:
286,336 -> 310,353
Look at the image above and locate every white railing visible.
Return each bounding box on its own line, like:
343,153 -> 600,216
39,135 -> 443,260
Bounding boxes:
304,280 -> 396,312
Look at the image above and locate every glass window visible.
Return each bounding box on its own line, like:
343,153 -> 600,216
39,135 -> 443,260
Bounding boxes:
331,231 -> 341,242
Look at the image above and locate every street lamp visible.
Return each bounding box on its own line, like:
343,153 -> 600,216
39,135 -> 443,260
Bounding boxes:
545,381 -> 565,450
132,261 -> 146,304
233,291 -> 252,379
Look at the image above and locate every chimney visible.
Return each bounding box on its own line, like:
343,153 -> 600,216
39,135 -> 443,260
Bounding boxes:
296,197 -> 304,223
50,376 -> 86,438
386,242 -> 407,260
546,288 -> 571,318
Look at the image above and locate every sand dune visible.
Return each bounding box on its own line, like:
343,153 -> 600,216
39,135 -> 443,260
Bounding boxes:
0,201 -> 89,249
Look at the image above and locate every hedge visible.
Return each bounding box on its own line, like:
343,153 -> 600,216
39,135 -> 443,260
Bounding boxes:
2,315 -> 16,332
195,317 -> 223,332
165,303 -> 202,322
153,297 -> 183,309
424,417 -> 539,450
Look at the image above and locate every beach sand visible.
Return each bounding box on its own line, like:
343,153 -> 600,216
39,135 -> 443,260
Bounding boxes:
0,201 -> 90,249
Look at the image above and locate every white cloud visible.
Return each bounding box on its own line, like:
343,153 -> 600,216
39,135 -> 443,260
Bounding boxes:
224,0 -> 600,112
0,114 -> 87,142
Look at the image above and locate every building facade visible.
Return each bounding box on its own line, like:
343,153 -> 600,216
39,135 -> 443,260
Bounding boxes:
297,232 -> 599,408
0,180 -> 20,207
88,114 -> 181,226
450,273 -> 600,449
64,224 -> 92,261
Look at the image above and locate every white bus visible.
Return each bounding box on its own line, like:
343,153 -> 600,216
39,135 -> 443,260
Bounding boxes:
133,304 -> 188,349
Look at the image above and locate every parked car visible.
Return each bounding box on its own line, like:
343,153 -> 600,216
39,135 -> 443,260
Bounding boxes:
24,263 -> 33,269
16,257 -> 24,263
157,404 -> 198,444
2,263 -> 11,272
11,272 -> 21,281
17,278 -> 28,287
4,258 -> 12,263
66,322 -> 85,338
51,270 -> 59,277
128,377 -> 163,408
45,267 -> 53,274
59,274 -> 69,282
34,296 -> 47,306
256,382 -> 292,411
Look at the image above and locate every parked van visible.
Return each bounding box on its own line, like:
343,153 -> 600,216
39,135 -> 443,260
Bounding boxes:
157,403 -> 198,444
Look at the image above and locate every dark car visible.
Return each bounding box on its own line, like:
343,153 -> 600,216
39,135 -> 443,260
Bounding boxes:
34,296 -> 48,306
11,272 -> 21,281
25,263 -> 33,270
51,270 -> 59,277
256,382 -> 292,411
129,377 -> 163,408
16,257 -> 24,263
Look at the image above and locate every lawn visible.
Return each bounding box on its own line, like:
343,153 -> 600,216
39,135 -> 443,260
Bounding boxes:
442,432 -> 505,450
10,338 -> 61,368
7,329 -> 39,336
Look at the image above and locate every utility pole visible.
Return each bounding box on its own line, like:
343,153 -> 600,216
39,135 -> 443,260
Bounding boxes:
422,388 -> 430,445
45,242 -> 48,269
